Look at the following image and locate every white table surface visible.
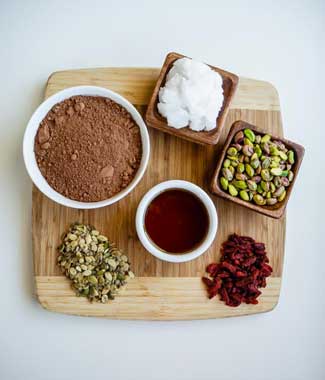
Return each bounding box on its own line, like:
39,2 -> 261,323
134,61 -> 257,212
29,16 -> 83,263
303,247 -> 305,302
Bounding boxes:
1,1 -> 324,379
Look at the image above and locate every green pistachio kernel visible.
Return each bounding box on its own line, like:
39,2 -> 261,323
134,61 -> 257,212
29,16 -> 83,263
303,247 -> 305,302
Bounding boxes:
244,128 -> 256,143
220,177 -> 228,191
245,164 -> 255,177
261,134 -> 271,144
278,151 -> 288,161
281,170 -> 289,177
251,159 -> 260,169
223,159 -> 231,168
239,190 -> 250,201
228,184 -> 238,197
278,190 -> 287,202
237,162 -> 245,173
270,167 -> 283,176
261,180 -> 270,192
247,179 -> 257,191
262,157 -> 271,169
222,168 -> 233,181
253,194 -> 266,205
254,145 -> 262,157
244,137 -> 254,147
233,180 -> 247,190
261,169 -> 271,181
227,147 -> 238,156
269,146 -> 279,156
288,170 -> 294,182
288,150 -> 295,164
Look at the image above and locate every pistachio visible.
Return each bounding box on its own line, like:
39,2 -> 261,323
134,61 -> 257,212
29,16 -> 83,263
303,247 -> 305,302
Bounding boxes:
288,150 -> 295,164
247,179 -> 258,191
288,170 -> 294,182
278,190 -> 286,202
262,157 -> 271,169
244,128 -> 255,142
235,173 -> 247,181
244,138 -> 254,147
223,159 -> 231,168
239,190 -> 249,201
269,145 -> 279,156
270,167 -> 282,176
220,177 -> 229,191
257,184 -> 263,194
232,143 -> 242,151
261,169 -> 271,181
261,134 -> 271,144
237,163 -> 245,173
253,194 -> 266,205
251,159 -> 260,169
251,175 -> 261,184
229,165 -> 235,175
281,177 -> 290,187
245,164 -> 255,177
242,145 -> 254,156
228,184 -> 238,197
218,128 -> 297,208
233,180 -> 247,190
234,130 -> 244,143
278,151 -> 288,161
261,181 -> 270,192
222,168 -> 233,181
273,186 -> 285,197
227,147 -> 237,156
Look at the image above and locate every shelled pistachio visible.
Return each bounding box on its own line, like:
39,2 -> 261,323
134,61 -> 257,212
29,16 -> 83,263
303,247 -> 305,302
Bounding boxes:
57,223 -> 134,303
219,128 -> 296,206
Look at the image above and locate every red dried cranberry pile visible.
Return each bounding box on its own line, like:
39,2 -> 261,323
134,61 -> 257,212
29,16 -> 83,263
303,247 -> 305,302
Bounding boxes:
202,234 -> 273,307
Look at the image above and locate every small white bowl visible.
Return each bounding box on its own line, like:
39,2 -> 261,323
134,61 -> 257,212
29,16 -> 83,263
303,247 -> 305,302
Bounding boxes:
135,180 -> 218,263
23,86 -> 150,209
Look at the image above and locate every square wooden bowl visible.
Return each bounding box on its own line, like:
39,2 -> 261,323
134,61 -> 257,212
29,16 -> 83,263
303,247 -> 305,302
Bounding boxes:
145,52 -> 239,145
210,120 -> 305,219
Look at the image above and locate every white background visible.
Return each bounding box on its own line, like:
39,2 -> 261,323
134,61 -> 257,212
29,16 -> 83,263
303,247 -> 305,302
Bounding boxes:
1,1 -> 324,379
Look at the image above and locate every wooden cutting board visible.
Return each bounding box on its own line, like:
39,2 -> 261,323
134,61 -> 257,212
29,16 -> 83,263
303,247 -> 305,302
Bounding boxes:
33,67 -> 285,320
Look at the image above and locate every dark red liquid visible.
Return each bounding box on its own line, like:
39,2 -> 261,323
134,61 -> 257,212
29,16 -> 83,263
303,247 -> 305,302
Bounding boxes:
144,189 -> 209,254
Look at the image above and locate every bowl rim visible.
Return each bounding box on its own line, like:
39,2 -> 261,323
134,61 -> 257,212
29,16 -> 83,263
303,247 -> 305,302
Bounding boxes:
135,180 -> 218,263
210,120 -> 305,219
23,85 -> 150,209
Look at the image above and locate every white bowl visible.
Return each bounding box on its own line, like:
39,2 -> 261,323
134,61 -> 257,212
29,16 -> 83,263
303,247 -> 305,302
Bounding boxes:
23,86 -> 150,209
135,180 -> 218,263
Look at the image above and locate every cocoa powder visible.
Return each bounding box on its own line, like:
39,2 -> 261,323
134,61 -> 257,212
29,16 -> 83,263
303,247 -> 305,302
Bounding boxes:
34,96 -> 142,202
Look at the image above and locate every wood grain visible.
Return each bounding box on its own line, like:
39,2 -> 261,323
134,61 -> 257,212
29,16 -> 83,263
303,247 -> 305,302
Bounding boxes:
33,67 -> 285,319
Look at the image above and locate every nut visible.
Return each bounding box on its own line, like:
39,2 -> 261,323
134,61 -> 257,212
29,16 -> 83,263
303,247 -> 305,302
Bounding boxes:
218,128 -> 296,208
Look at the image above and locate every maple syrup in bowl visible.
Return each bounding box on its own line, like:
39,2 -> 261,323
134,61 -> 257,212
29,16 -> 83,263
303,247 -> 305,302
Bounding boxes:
136,180 -> 218,263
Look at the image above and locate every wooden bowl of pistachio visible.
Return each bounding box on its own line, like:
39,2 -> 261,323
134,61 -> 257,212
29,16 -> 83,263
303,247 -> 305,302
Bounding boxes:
210,120 -> 305,219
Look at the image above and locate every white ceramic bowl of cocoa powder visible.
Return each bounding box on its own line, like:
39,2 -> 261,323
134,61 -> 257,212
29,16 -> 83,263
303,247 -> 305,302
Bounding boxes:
23,86 -> 150,209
